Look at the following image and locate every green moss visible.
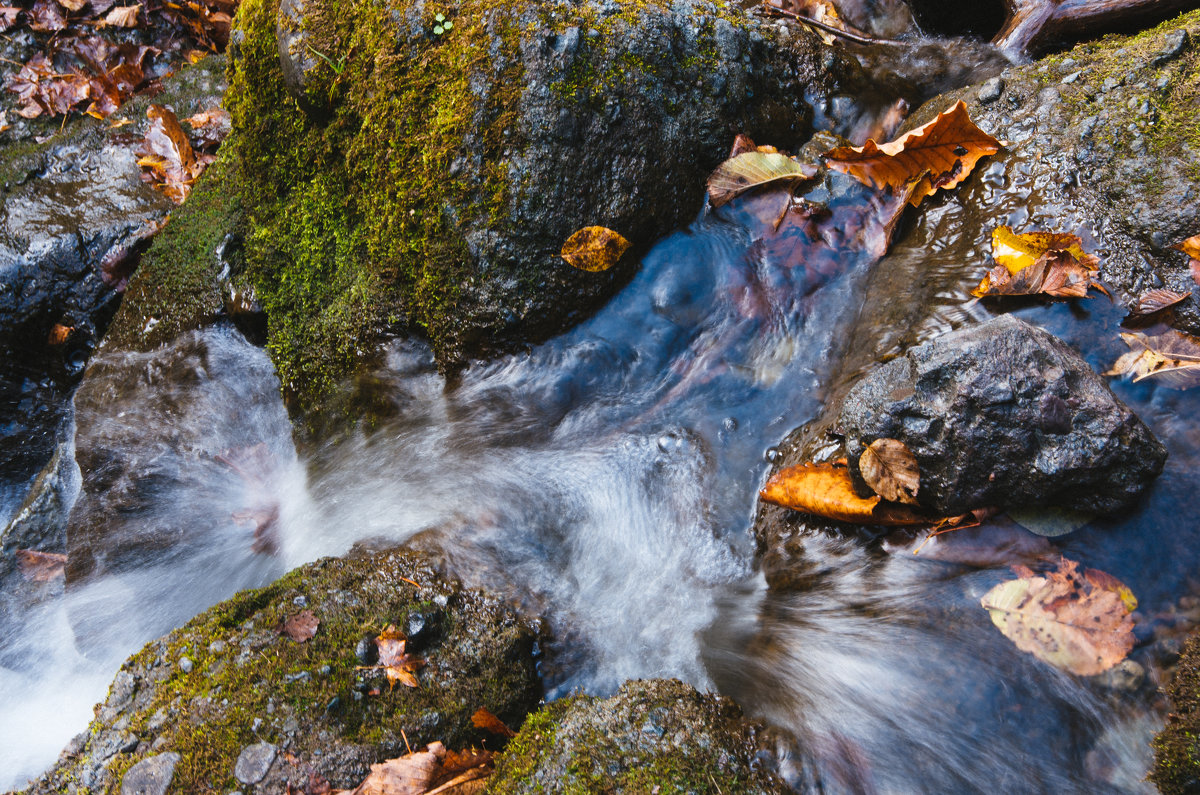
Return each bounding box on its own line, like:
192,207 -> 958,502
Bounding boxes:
1154,634 -> 1200,793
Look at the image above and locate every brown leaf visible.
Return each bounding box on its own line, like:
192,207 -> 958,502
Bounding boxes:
349,743 -> 443,795
56,0 -> 87,11
981,557 -> 1136,675
27,0 -> 66,31
1106,328 -> 1200,389
16,549 -> 67,582
823,101 -> 1002,206
104,5 -> 140,26
560,226 -> 631,272
972,251 -> 1106,300
471,708 -> 515,738
0,6 -> 20,31
706,151 -> 818,208
136,104 -> 203,203
183,105 -> 231,151
47,323 -> 73,345
989,225 -> 1099,274
759,461 -> 929,526
1130,288 -> 1190,318
281,609 -> 319,642
858,438 -> 919,505
372,624 -> 425,689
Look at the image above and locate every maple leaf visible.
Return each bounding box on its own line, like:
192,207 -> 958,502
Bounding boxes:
980,557 -> 1136,676
1106,328 -> 1200,389
759,461 -> 930,525
364,625 -> 426,689
858,438 -> 919,505
16,550 -> 67,582
281,609 -> 319,642
823,100 -> 1002,206
560,226 -> 631,272
706,151 -> 818,208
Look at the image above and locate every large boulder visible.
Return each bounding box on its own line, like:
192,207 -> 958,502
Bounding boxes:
1153,633 -> 1200,794
837,315 -> 1166,515
488,678 -> 786,794
226,0 -> 848,417
23,547 -> 542,794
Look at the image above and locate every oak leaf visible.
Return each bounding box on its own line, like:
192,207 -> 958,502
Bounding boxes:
281,609 -> 319,642
858,438 -> 919,505
980,557 -> 1136,676
1106,328 -> 1200,389
823,100 -> 1002,206
759,461 -> 929,525
706,151 -> 818,208
560,226 -> 630,272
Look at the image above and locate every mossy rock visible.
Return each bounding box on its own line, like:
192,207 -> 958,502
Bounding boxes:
23,547 -> 541,793
488,678 -> 786,794
226,0 -> 843,420
1153,633 -> 1200,793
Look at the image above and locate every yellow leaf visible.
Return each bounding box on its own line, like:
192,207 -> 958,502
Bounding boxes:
560,226 -> 631,272
990,226 -> 1098,275
705,151 -> 817,208
1106,329 -> 1200,389
823,101 -> 1002,206
859,438 -> 920,505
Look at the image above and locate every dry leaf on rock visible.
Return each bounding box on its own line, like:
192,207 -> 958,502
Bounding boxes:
759,461 -> 929,525
346,742 -> 495,795
1106,328 -> 1200,389
361,624 -> 426,689
1177,235 -> 1200,262
706,151 -> 818,208
281,609 -> 319,642
560,226 -> 630,272
471,707 -> 515,738
16,549 -> 67,582
981,557 -> 1136,676
1129,289 -> 1190,318
182,105 -> 231,150
823,100 -> 1002,206
56,0 -> 88,12
859,438 -> 919,505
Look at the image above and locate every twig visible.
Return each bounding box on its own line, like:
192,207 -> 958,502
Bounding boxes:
425,766 -> 492,795
758,4 -> 904,46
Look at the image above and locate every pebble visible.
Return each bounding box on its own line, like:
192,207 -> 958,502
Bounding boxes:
978,76 -> 1004,104
292,595 -> 308,607
208,640 -> 227,655
1061,71 -> 1081,84
120,752 -> 180,795
283,670 -> 311,684
355,637 -> 377,665
318,664 -> 332,676
178,657 -> 193,674
1152,30 -> 1189,66
234,742 -> 278,785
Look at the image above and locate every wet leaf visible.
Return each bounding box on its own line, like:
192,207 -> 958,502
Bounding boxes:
471,707 -> 515,738
858,438 -> 919,505
972,251 -> 1107,300
990,226 -> 1099,275
281,609 -> 319,642
369,624 -> 425,689
136,103 -> 211,203
1177,234 -> 1200,262
980,557 -> 1136,676
0,6 -> 20,31
560,226 -> 631,272
1106,328 -> 1200,389
47,323 -> 73,345
16,549 -> 67,582
104,5 -> 140,26
1130,288 -> 1190,318
706,151 -> 818,208
823,101 -> 1002,206
882,521 -> 1055,568
760,461 -> 929,525
28,0 -> 66,30
183,105 -> 231,151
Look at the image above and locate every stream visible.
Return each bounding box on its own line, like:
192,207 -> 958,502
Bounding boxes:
3,22 -> 1199,795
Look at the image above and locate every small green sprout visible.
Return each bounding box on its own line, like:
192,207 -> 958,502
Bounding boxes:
433,12 -> 453,35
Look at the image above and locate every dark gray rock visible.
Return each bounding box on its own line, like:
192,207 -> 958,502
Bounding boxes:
837,315 -> 1165,515
978,76 -> 1005,103
121,752 -> 180,795
233,742 -> 276,785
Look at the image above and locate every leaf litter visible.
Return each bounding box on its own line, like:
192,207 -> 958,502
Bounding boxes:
972,226 -> 1106,300
339,741 -> 494,795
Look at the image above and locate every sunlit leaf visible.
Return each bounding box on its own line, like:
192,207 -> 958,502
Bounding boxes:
859,438 -> 919,505
1130,288 -> 1190,318
1106,328 -> 1200,389
990,226 -> 1098,275
136,103 -> 212,203
706,151 -> 818,208
823,101 -> 1002,206
1176,234 -> 1200,262
560,226 -> 631,272
760,461 -> 929,525
56,0 -> 87,12
972,252 -> 1107,300
104,5 -> 140,26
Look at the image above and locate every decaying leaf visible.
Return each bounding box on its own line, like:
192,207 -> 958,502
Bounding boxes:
104,5 -> 140,26
759,461 -> 929,525
560,226 -> 631,272
362,624 -> 426,689
989,226 -> 1099,274
980,557 -> 1136,676
182,105 -> 231,150
972,252 -> 1106,300
136,104 -> 213,203
823,101 -> 1002,206
706,151 -> 818,208
858,438 -> 919,505
346,742 -> 495,795
0,6 -> 21,31
47,323 -> 73,345
281,609 -> 319,642
1130,288 -> 1190,318
471,708 -> 515,738
16,549 -> 67,582
1106,328 -> 1200,389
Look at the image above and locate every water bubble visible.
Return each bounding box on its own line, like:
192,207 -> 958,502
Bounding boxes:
764,446 -> 782,463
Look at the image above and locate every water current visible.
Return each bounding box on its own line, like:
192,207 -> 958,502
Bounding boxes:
3,29 -> 1199,795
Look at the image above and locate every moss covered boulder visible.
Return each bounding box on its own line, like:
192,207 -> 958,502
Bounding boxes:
23,547 -> 541,793
225,0 -> 841,415
1153,634 -> 1200,793
488,678 -> 786,794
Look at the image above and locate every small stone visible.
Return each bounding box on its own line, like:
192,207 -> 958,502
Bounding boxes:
1094,660 -> 1145,691
292,595 -> 308,607
178,657 -> 193,673
1152,30 -> 1189,66
121,752 -> 180,795
355,636 -> 377,665
283,670 -> 311,684
318,664 -> 332,676
208,640 -> 227,655
1101,76 -> 1123,92
234,742 -> 278,785
1061,71 -> 1081,84
978,77 -> 1004,104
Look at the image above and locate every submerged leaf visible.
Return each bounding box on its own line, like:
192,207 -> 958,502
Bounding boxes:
1106,329 -> 1200,389
980,557 -> 1135,676
16,549 -> 67,582
706,151 -> 818,208
859,438 -> 919,505
1130,288 -> 1190,318
823,101 -> 1002,206
760,461 -> 929,525
560,226 -> 631,272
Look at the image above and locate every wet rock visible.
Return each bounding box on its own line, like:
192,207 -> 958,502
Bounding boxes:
1153,634 -> 1200,793
838,315 -> 1165,515
489,678 -> 786,794
120,752 -> 180,795
24,547 -> 541,793
978,76 -> 1005,103
233,742 -> 276,784
228,0 -> 849,418
0,435 -> 77,553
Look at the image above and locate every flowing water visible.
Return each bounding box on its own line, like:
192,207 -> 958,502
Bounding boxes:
3,30 -> 1199,795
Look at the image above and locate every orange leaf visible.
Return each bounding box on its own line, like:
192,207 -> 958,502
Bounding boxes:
1176,234 -> 1200,261
472,707 -> 516,738
47,323 -> 72,345
560,226 -> 630,272
759,461 -> 928,525
823,101 -> 1002,206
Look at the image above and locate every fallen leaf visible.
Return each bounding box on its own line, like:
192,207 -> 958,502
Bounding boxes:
1177,235 -> 1200,261
16,549 -> 68,582
47,323 -> 73,345
972,251 -> 1106,300
471,708 -> 515,738
1129,288 -> 1190,318
727,133 -> 779,158
706,151 -> 818,208
136,104 -> 211,203
981,557 -> 1135,676
104,5 -> 140,26
759,461 -> 930,525
882,521 -> 1055,568
823,101 -> 1002,206
990,226 -> 1099,275
0,6 -> 20,31
560,226 -> 631,272
1106,328 -> 1200,389
1007,506 -> 1094,538
858,438 -> 919,505
370,624 -> 425,689
56,0 -> 87,11
183,105 -> 231,151
349,743 -> 442,795
281,609 -> 319,642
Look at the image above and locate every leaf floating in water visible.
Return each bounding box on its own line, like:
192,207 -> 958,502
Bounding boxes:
1106,328 -> 1200,389
822,100 -> 1002,206
1129,288 -> 1191,318
759,461 -> 929,525
281,609 -> 319,642
972,227 -> 1105,299
859,438 -> 920,505
705,151 -> 817,208
16,549 -> 67,582
980,557 -> 1136,676
560,226 -> 631,272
